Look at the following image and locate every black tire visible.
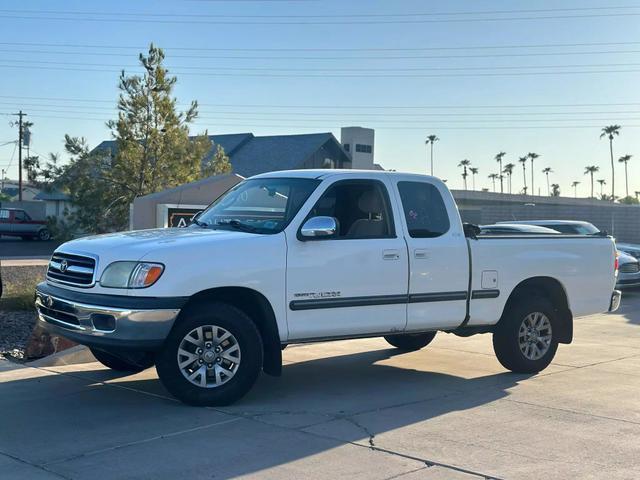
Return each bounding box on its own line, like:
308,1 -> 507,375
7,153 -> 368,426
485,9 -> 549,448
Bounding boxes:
155,301 -> 263,406
38,228 -> 51,241
493,295 -> 559,373
90,348 -> 155,373
384,332 -> 437,351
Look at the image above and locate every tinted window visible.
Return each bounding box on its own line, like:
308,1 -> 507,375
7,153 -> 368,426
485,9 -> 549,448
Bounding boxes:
0,210 -> 9,220
197,178 -> 319,234
307,180 -> 394,239
398,182 -> 450,238
14,211 -> 28,221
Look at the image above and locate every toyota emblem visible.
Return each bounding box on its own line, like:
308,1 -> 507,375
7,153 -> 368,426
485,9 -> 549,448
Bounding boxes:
60,259 -> 68,273
44,295 -> 54,307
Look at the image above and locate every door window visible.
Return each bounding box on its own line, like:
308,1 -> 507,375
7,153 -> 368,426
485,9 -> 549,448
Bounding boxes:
397,182 -> 450,238
13,211 -> 29,222
306,180 -> 394,239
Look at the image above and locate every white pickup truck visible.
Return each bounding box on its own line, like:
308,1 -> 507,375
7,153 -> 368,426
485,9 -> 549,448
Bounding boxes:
35,170 -> 621,406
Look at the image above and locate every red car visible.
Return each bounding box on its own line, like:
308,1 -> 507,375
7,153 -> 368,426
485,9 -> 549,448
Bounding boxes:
0,208 -> 51,241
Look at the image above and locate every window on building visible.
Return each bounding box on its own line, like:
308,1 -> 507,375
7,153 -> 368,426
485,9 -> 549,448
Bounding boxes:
397,182 -> 450,238
323,158 -> 336,169
343,143 -> 350,152
0,209 -> 9,220
355,144 -> 372,154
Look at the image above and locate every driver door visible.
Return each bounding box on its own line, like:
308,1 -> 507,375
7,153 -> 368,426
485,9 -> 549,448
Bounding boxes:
285,178 -> 408,340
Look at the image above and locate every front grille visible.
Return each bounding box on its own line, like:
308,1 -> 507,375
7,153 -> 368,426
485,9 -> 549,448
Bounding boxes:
619,262 -> 640,274
47,252 -> 96,287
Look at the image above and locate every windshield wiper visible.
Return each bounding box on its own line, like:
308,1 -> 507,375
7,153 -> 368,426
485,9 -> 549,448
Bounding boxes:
215,219 -> 260,233
191,218 -> 208,228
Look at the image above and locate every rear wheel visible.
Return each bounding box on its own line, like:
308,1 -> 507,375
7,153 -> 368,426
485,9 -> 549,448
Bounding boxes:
384,332 -> 437,351
493,296 -> 559,373
38,228 -> 51,241
155,302 -> 263,406
90,348 -> 155,373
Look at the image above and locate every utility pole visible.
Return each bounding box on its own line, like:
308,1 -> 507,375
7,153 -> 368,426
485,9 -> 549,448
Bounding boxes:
12,111 -> 26,202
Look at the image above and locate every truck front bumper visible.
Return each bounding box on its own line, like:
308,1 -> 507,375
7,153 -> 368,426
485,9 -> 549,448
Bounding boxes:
35,282 -> 187,351
609,290 -> 622,312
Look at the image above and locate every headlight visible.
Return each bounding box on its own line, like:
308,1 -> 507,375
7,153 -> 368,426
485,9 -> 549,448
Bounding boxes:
100,261 -> 164,289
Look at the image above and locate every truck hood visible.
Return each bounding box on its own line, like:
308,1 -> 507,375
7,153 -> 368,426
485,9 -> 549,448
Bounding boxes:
57,227 -> 254,264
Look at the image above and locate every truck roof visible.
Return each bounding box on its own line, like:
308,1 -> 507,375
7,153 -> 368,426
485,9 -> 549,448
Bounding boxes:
251,169 -> 440,182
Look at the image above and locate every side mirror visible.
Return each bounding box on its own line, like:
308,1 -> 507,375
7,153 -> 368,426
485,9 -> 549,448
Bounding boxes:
300,216 -> 338,240
463,223 -> 481,239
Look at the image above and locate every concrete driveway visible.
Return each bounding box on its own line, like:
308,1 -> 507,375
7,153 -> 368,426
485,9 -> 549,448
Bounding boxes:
1,291 -> 639,480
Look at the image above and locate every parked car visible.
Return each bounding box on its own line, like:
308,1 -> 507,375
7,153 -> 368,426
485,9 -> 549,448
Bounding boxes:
0,208 -> 51,241
616,251 -> 640,289
498,220 -> 640,289
479,224 -> 561,236
35,170 -> 620,406
498,219 -> 600,235
616,242 -> 640,260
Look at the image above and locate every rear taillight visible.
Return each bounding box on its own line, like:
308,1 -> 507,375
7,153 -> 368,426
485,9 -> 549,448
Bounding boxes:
614,252 -> 619,272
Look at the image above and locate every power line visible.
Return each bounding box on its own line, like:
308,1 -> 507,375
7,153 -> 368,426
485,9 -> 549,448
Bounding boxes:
1,95 -> 639,110
2,12 -> 640,25
2,5 -> 639,19
1,62 -> 639,77
4,58 -> 640,72
1,39 -> 639,52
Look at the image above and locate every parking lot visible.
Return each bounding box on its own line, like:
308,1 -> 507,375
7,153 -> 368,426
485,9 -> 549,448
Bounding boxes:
1,290 -> 639,480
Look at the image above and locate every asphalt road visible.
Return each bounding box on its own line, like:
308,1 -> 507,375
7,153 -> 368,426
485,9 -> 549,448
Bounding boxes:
0,237 -> 61,259
1,290 -> 639,479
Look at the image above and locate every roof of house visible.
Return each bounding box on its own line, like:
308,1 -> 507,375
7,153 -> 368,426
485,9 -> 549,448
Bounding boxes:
33,190 -> 70,201
93,132 -> 350,178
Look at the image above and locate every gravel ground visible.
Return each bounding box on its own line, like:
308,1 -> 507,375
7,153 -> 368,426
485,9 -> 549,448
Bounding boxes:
0,264 -> 45,360
0,310 -> 36,360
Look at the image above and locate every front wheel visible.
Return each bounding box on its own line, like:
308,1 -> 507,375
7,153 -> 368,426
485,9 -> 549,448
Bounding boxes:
384,332 -> 437,351
155,302 -> 263,406
90,348 -> 155,372
493,296 -> 559,373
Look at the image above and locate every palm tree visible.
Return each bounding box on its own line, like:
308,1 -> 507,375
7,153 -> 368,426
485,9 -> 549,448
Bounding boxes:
600,125 -> 621,200
528,152 -> 540,195
542,167 -> 553,195
488,173 -> 499,192
425,135 -> 439,176
618,154 -> 632,198
571,181 -> 580,198
551,183 -> 560,197
503,163 -> 515,193
495,151 -> 506,193
518,156 -> 528,194
458,159 -> 471,190
597,179 -> 606,198
469,167 -> 479,190
584,166 -> 600,197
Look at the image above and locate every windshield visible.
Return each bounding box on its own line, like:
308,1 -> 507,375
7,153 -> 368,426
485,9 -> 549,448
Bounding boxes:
195,178 -> 320,234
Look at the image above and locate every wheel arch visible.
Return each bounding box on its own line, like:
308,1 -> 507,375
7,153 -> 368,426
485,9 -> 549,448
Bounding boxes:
180,286 -> 282,376
501,276 -> 573,344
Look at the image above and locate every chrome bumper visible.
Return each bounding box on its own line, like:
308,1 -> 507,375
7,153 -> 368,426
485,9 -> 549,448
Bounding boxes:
609,290 -> 622,312
35,290 -> 180,350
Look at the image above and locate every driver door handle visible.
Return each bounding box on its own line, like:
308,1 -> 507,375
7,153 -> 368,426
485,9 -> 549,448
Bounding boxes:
383,249 -> 400,260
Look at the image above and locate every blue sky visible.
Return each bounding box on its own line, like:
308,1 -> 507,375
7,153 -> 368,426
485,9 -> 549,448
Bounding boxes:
0,0 -> 638,197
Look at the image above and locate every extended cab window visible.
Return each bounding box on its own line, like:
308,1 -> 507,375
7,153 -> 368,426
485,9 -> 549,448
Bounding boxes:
14,211 -> 30,221
398,181 -> 450,238
307,180 -> 394,239
196,178 -> 319,234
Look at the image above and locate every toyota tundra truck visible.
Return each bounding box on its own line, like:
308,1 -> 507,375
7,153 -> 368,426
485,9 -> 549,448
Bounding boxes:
35,170 -> 621,406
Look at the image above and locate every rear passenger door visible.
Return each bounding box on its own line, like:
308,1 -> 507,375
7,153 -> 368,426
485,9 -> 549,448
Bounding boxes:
285,178 -> 409,340
394,180 -> 469,331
